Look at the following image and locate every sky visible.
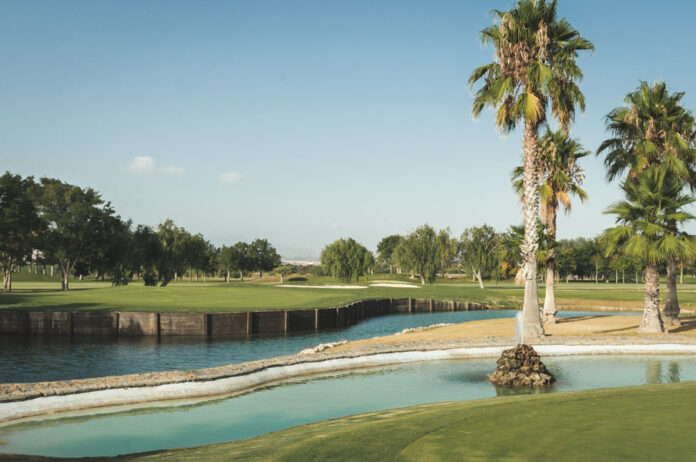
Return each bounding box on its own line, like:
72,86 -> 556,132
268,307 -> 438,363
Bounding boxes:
1,0 -> 696,260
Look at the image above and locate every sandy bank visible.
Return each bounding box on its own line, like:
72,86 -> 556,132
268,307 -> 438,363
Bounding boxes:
3,315 -> 696,424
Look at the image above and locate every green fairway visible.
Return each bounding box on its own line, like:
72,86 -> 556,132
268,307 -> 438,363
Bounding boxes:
2,276 -> 696,312
10,381 -> 687,461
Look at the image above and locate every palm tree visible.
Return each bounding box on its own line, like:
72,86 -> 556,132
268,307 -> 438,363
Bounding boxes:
598,81 -> 696,327
605,167 -> 696,333
470,0 -> 593,340
513,129 -> 588,323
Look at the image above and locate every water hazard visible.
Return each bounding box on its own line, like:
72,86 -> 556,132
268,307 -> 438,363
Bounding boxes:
0,310 -> 630,383
0,354 -> 692,458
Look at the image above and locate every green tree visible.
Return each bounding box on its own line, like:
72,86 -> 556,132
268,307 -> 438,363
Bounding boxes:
320,238 -> 370,283
89,212 -> 133,285
155,219 -> 190,286
438,228 -> 458,277
605,167 -> 696,333
37,178 -> 114,291
376,235 -> 401,274
598,81 -> 696,327
132,225 -> 161,286
249,238 -> 282,278
219,241 -> 253,282
459,225 -> 498,289
469,0 -> 593,340
400,224 -> 442,285
0,173 -> 44,291
275,264 -> 293,284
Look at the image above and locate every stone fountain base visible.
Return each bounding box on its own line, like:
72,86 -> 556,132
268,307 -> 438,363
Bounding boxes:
489,344 -> 555,388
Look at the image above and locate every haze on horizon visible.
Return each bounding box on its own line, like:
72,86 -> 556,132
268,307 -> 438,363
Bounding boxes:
2,0 -> 695,260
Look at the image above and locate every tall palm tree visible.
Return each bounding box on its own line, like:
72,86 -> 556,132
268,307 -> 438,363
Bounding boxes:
470,0 -> 593,340
605,167 -> 696,333
513,129 -> 588,323
598,81 -> 696,327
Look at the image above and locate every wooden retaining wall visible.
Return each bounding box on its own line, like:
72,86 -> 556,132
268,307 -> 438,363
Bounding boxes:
0,298 -> 490,338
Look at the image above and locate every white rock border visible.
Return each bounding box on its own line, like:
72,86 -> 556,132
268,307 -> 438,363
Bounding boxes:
3,343 -> 696,425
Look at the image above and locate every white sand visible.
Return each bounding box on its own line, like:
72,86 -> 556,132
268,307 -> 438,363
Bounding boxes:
370,283 -> 420,288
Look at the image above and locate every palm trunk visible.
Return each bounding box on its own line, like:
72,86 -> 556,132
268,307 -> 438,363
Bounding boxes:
639,262 -> 664,333
663,257 -> 681,327
521,119 -> 544,341
542,203 -> 558,324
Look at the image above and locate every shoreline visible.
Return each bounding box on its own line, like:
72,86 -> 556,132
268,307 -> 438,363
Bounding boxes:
4,319 -> 696,424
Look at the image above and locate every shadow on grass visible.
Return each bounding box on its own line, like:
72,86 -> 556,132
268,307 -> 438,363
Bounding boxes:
555,315 -> 605,324
668,318 -> 696,334
0,294 -> 105,311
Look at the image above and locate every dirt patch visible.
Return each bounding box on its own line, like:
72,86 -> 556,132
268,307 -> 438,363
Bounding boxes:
330,315 -> 696,353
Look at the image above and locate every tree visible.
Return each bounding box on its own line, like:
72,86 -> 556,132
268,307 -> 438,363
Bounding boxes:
438,228 -> 458,277
459,225 -> 498,289
37,178 -> 114,291
605,167 -> 696,333
598,81 -> 696,327
469,0 -> 593,340
132,225 -> 161,286
400,225 -> 442,285
88,212 -> 132,285
376,235 -> 401,274
0,173 -> 44,291
275,264 -> 293,284
514,129 -> 588,322
249,238 -> 281,278
219,242 -> 253,282
155,219 -> 190,287
181,233 -> 210,282
320,238 -> 370,283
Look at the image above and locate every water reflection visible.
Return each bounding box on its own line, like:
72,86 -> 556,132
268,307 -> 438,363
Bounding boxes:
645,360 -> 681,384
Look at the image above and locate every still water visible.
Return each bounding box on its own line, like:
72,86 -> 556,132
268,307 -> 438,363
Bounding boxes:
0,310 -> 630,383
0,355 -> 691,458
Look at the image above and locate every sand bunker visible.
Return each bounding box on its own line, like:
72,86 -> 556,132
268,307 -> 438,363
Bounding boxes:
370,283 -> 420,288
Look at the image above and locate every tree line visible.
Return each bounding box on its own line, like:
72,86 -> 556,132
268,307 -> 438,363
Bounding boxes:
0,174 -> 280,291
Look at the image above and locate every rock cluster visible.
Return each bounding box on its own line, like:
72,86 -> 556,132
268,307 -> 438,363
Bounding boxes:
489,344 -> 555,388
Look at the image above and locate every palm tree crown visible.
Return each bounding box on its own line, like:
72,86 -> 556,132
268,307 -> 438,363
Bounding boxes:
598,81 -> 696,185
513,128 -> 589,217
469,0 -> 594,132
605,167 -> 695,264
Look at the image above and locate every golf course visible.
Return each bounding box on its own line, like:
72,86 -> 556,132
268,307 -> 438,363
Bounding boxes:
2,273 -> 694,313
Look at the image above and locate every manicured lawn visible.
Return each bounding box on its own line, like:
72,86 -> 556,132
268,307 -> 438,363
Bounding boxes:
54,381 -> 695,461
2,276 -> 696,312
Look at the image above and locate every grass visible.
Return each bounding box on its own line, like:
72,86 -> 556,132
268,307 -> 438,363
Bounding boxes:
3,274 -> 696,313
6,381 -> 691,461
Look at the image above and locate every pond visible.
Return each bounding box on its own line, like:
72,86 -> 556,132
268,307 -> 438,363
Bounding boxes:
0,354 -> 691,458
0,310 -> 633,383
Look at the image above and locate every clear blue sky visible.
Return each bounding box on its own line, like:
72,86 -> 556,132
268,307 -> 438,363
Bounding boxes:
1,0 -> 695,259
